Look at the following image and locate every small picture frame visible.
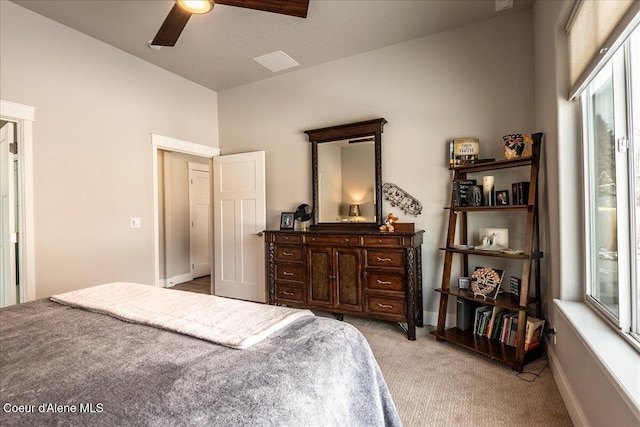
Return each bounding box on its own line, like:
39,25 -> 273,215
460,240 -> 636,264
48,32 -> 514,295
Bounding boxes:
458,277 -> 470,290
495,190 -> 509,205
280,212 -> 294,230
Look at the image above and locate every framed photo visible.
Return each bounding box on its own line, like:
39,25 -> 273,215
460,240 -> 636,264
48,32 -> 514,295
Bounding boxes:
280,212 -> 294,230
495,190 -> 509,205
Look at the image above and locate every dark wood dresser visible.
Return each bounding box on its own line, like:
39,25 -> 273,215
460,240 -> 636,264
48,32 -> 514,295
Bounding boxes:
264,228 -> 424,339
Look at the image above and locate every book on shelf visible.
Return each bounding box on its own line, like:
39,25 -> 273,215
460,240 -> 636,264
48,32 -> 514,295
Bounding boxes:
509,276 -> 521,302
524,317 -> 545,351
473,305 -> 492,335
450,138 -> 480,167
452,179 -> 477,207
507,316 -> 519,347
485,306 -> 507,339
491,310 -> 509,340
511,181 -> 530,205
500,312 -> 517,344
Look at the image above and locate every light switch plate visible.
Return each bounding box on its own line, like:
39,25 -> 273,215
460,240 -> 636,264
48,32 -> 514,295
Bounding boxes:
495,0 -> 514,12
130,218 -> 141,228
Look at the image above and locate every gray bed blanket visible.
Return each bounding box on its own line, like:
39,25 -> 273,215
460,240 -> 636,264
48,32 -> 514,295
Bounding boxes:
0,299 -> 401,427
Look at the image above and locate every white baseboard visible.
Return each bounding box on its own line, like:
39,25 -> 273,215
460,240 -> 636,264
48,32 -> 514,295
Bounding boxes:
423,310 -> 457,329
161,273 -> 194,288
546,343 -> 590,427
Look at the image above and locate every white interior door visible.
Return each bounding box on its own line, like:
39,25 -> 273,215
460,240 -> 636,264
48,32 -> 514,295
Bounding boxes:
189,163 -> 211,278
0,122 -> 17,308
213,151 -> 266,302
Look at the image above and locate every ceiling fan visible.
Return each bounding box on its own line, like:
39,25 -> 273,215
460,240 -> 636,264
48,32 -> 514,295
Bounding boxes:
151,0 -> 310,47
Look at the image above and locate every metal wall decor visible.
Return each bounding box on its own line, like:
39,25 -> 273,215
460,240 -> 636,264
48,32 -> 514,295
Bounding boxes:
382,183 -> 422,216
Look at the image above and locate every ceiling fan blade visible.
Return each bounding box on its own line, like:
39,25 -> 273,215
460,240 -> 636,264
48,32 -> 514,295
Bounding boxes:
151,4 -> 193,47
216,0 -> 309,18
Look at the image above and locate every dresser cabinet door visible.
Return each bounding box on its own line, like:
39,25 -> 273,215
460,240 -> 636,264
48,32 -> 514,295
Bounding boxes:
334,248 -> 362,312
307,246 -> 362,312
307,246 -> 333,309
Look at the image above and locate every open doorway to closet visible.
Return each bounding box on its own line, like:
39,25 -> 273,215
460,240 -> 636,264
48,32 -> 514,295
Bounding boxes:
152,134 -> 267,303
0,99 -> 36,307
158,151 -> 211,288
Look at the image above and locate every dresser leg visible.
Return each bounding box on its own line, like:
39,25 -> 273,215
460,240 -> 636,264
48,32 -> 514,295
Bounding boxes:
397,322 -> 416,340
334,313 -> 344,321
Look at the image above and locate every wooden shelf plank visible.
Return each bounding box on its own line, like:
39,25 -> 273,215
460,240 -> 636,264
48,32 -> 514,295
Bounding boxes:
431,328 -> 517,365
440,247 -> 544,260
431,328 -> 543,371
435,286 -> 536,310
449,156 -> 536,173
446,205 -> 531,212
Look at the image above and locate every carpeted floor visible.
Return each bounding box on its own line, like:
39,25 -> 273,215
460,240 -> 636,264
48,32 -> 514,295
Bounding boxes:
345,315 -> 573,427
168,280 -> 572,426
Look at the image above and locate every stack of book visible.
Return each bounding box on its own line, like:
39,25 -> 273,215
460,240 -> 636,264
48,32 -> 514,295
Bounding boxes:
511,181 -> 530,205
471,306 -> 545,350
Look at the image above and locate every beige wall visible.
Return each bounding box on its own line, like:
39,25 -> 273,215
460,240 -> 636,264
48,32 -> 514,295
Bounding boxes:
534,1 -> 638,425
0,2 -> 219,298
218,10 -> 535,323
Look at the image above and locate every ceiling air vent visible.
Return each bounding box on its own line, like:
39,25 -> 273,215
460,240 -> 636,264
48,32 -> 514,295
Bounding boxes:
254,50 -> 299,72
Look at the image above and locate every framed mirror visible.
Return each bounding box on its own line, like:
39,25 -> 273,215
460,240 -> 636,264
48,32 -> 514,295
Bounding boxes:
304,118 -> 386,227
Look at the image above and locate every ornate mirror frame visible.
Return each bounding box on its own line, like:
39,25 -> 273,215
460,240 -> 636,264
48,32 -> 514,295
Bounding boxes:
304,118 -> 386,228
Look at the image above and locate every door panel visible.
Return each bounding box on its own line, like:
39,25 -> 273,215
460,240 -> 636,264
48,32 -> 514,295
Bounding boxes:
308,247 -> 332,308
189,166 -> 211,278
213,151 -> 266,302
335,248 -> 362,311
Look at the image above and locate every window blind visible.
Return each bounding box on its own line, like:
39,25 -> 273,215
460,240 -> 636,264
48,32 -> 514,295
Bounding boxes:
567,0 -> 639,100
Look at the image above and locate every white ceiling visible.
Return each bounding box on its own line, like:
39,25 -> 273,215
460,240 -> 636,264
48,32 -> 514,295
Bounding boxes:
11,0 -> 533,92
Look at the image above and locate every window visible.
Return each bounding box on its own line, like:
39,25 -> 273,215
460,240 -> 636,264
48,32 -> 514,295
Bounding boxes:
581,23 -> 639,344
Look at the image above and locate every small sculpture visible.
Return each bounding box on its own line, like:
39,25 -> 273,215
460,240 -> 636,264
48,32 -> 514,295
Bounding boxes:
503,134 -> 533,159
379,212 -> 399,232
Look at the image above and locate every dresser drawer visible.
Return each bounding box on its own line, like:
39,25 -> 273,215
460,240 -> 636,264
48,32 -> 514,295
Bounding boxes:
366,295 -> 406,317
275,245 -> 304,262
366,250 -> 404,268
275,284 -> 304,303
274,233 -> 303,244
365,272 -> 405,292
362,235 -> 402,247
305,234 -> 359,245
275,264 -> 304,282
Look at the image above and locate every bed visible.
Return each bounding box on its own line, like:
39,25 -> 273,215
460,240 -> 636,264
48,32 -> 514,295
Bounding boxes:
0,283 -> 401,426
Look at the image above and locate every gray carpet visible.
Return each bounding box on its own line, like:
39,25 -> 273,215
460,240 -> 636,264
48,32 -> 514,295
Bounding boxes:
344,315 -> 573,427
168,282 -> 572,426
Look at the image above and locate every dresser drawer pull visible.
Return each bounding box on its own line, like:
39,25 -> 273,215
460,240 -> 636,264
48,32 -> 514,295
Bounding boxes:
377,303 -> 393,309
311,237 -> 316,241
282,291 -> 295,296
376,257 -> 392,262
282,252 -> 294,256
378,239 -> 383,243
285,236 -> 290,240
376,280 -> 392,285
282,271 -> 294,276
344,238 -> 350,242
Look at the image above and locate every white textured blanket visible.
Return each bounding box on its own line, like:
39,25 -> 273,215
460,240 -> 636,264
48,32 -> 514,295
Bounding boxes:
51,282 -> 314,349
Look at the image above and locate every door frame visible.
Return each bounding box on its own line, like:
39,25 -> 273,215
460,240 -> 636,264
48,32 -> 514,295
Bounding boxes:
151,133 -> 220,289
0,100 -> 36,303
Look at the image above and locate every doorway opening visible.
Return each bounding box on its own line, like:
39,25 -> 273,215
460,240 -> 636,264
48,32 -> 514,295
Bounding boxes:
0,100 -> 35,306
152,134 -> 219,294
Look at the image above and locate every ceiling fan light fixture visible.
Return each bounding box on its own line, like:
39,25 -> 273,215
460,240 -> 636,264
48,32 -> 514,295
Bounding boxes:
176,0 -> 214,15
